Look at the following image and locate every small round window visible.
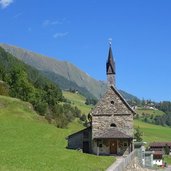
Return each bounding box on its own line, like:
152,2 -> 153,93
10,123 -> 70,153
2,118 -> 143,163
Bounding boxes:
111,101 -> 114,105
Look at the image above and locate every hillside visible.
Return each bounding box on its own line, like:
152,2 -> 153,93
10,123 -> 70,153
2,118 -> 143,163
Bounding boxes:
134,120 -> 171,143
63,91 -> 92,114
0,46 -> 86,128
0,95 -> 114,171
0,43 -> 105,99
136,108 -> 165,117
0,43 -> 140,101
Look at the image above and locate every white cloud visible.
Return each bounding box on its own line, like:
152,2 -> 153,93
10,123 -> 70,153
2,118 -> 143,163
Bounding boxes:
53,32 -> 69,39
42,19 -> 65,27
0,0 -> 13,9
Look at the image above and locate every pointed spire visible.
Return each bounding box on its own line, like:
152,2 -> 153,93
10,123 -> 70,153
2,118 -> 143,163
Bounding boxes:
106,44 -> 115,75
106,41 -> 116,87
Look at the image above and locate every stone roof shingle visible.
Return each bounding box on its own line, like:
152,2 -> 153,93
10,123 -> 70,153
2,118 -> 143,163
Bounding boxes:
94,128 -> 132,139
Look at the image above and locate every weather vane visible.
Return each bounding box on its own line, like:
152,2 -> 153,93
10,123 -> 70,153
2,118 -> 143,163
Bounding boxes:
108,38 -> 112,46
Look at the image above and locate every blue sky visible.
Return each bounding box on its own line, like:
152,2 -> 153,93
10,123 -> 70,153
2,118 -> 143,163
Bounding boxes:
0,0 -> 171,101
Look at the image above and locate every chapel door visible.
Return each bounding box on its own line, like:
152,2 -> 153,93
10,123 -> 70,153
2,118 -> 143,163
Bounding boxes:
110,140 -> 117,154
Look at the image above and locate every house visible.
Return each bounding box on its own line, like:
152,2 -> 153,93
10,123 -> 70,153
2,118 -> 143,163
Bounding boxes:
67,44 -> 135,155
153,151 -> 163,166
149,142 -> 171,155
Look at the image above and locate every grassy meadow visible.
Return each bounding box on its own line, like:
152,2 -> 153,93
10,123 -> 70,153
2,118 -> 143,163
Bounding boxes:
63,91 -> 92,114
134,119 -> 171,143
0,95 -> 114,171
164,155 -> 171,165
136,108 -> 165,116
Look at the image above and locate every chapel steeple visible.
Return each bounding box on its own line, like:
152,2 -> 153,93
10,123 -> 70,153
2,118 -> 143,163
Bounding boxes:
106,43 -> 115,87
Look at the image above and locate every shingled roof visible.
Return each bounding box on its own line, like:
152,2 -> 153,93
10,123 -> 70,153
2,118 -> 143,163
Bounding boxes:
150,142 -> 171,147
94,127 -> 132,139
67,127 -> 91,139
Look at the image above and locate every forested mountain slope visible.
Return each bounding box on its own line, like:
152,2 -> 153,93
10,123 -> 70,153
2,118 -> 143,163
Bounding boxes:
0,43 -> 139,101
0,47 -> 84,128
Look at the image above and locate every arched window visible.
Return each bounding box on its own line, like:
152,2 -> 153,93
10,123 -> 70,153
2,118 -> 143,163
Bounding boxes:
110,123 -> 117,127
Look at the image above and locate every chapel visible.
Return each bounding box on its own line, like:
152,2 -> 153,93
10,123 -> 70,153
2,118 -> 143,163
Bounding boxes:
67,44 -> 135,155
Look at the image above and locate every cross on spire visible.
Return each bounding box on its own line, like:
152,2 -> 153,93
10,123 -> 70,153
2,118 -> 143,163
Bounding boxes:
108,38 -> 112,47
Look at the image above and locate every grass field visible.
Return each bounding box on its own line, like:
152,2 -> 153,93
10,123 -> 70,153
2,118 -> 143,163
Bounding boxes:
136,108 -> 165,116
164,155 -> 171,165
0,95 -> 114,171
63,91 -> 92,114
134,120 -> 171,143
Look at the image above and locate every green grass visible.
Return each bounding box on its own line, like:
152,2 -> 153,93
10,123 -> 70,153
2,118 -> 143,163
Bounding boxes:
136,108 -> 165,116
164,155 -> 171,165
63,91 -> 92,114
0,95 -> 115,171
134,120 -> 171,143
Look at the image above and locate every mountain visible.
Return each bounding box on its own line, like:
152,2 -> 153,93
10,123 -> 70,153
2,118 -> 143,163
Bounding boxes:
0,43 -> 139,101
0,46 -> 62,108
0,43 -> 105,99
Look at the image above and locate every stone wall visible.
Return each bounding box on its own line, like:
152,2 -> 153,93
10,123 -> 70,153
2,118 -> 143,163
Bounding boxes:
91,86 -> 134,139
126,157 -> 156,171
106,150 -> 157,171
91,87 -> 134,115
92,139 -> 110,155
92,139 -> 131,155
92,115 -> 133,138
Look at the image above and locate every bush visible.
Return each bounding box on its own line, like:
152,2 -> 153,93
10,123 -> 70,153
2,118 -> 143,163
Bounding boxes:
0,81 -> 9,96
134,127 -> 143,142
80,114 -> 86,121
34,102 -> 48,116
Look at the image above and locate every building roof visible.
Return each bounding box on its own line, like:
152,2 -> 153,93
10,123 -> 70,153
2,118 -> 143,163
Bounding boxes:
94,127 -> 132,139
111,86 -> 136,114
67,127 -> 91,139
106,46 -> 115,75
150,142 -> 171,147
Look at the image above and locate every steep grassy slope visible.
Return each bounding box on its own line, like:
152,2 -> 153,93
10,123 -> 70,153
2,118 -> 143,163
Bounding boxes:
136,108 -> 165,116
0,96 -> 114,171
164,156 -> 171,164
134,120 -> 171,143
63,91 -> 92,114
